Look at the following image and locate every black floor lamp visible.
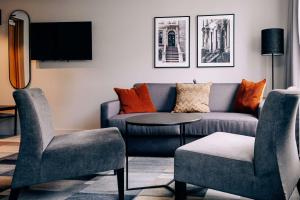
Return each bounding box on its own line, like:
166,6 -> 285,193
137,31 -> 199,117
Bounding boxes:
261,28 -> 284,90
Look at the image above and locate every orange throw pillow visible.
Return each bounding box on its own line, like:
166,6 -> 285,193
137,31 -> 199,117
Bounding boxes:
234,79 -> 266,114
114,84 -> 157,114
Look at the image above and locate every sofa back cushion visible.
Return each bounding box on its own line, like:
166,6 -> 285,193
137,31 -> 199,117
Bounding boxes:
210,83 -> 240,112
134,83 -> 177,112
134,83 -> 240,112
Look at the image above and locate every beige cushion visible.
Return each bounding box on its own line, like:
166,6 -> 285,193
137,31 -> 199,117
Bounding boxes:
173,83 -> 212,113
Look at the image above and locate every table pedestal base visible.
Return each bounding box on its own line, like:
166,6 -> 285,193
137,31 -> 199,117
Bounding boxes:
126,179 -> 174,192
124,113 -> 201,193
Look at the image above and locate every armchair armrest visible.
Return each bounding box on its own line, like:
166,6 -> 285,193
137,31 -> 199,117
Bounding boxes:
101,100 -> 120,128
257,99 -> 265,118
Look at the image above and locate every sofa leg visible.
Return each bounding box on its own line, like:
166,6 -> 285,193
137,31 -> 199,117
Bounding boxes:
175,180 -> 186,200
116,168 -> 124,200
9,188 -> 21,200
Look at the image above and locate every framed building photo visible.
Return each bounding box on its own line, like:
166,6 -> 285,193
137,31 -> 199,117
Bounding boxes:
154,16 -> 190,68
197,14 -> 234,67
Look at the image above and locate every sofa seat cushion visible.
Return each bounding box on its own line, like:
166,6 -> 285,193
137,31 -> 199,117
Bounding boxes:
108,112 -> 257,137
108,112 -> 180,136
185,112 -> 258,137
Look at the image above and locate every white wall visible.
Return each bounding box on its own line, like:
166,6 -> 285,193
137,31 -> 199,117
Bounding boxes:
0,0 -> 288,131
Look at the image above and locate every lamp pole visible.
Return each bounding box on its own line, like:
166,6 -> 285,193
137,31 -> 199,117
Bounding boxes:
272,53 -> 274,90
261,28 -> 284,90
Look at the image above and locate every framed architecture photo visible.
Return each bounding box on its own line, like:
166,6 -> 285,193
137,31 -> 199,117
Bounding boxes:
154,16 -> 190,68
197,14 -> 234,68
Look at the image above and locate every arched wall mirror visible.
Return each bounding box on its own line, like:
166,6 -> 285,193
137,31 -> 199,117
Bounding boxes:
8,10 -> 31,89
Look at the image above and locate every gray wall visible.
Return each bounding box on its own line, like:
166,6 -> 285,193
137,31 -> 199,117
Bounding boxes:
0,0 -> 288,131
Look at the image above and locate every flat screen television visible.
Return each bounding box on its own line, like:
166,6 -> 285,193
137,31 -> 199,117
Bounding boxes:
30,22 -> 92,60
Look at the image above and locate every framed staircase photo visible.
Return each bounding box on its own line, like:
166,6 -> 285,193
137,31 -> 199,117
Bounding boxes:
197,14 -> 235,68
154,16 -> 190,68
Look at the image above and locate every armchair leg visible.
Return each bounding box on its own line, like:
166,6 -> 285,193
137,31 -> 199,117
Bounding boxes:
9,188 -> 21,200
175,180 -> 186,200
116,168 -> 124,200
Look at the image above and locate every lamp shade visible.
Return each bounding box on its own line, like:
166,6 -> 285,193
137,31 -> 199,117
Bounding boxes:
261,28 -> 284,55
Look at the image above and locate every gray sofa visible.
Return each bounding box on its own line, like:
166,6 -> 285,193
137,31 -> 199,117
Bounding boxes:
101,83 -> 263,157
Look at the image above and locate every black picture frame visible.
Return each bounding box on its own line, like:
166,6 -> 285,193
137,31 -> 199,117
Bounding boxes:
197,14 -> 235,68
154,16 -> 190,68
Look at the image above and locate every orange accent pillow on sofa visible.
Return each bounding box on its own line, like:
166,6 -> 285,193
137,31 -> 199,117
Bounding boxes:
114,84 -> 157,114
234,79 -> 266,114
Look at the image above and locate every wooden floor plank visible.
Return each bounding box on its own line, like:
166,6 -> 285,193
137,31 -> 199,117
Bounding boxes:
0,136 -> 19,160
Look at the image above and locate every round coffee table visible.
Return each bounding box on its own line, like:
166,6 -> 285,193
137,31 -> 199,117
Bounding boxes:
125,113 -> 202,192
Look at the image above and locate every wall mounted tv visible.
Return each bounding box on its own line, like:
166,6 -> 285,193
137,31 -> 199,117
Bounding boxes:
30,21 -> 92,61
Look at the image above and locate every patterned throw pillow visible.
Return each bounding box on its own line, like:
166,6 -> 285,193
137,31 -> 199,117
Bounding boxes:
173,83 -> 212,113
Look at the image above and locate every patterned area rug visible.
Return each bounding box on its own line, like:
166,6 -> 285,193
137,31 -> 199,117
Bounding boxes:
0,138 -> 298,199
0,155 -> 259,200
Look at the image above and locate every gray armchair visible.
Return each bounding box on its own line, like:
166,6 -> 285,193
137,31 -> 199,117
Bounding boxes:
175,90 -> 300,200
10,88 -> 125,200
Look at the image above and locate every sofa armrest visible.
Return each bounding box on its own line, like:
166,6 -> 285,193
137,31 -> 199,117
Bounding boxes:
101,100 -> 120,128
257,99 -> 265,118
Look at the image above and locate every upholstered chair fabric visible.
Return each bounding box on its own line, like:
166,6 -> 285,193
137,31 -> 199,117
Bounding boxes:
12,88 -> 125,192
175,90 -> 300,200
287,86 -> 300,152
12,88 -> 55,187
254,90 -> 300,199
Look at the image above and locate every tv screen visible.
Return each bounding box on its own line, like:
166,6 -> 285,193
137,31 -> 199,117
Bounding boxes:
30,22 -> 92,60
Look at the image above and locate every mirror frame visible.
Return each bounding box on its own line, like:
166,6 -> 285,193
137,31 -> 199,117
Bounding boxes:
8,9 -> 31,89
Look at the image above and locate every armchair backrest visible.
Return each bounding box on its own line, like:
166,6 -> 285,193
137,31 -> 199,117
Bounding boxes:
12,88 -> 55,187
254,90 -> 300,199
14,88 -> 54,152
